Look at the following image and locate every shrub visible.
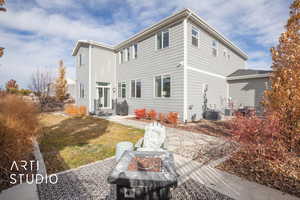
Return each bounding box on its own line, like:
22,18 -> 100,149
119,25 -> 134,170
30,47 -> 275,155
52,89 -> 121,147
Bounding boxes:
64,105 -> 87,116
158,113 -> 165,122
230,112 -> 286,160
78,106 -> 87,116
166,112 -> 179,125
146,109 -> 157,120
134,109 -> 146,119
0,95 -> 39,190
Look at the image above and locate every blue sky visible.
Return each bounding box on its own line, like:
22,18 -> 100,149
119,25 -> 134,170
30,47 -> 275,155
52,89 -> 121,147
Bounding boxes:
0,0 -> 292,88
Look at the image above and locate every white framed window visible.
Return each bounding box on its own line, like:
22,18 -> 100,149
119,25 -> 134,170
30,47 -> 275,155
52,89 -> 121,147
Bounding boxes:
126,47 -> 130,62
118,82 -> 126,98
133,44 -> 138,59
130,79 -> 141,98
157,29 -> 169,49
120,50 -> 124,64
223,49 -> 227,58
154,74 -> 171,98
79,54 -> 85,66
79,83 -> 85,98
192,27 -> 199,47
212,40 -> 218,57
227,53 -> 231,60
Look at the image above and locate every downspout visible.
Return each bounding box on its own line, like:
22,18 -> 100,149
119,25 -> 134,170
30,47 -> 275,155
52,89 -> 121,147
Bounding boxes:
88,44 -> 92,113
183,12 -> 192,123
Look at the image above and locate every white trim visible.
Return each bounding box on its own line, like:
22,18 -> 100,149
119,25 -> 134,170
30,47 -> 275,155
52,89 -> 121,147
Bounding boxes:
153,74 -> 172,99
73,9 -> 248,60
95,83 -> 112,109
191,26 -> 199,48
72,40 -> 113,56
226,73 -> 271,80
187,66 -> 226,79
88,45 -> 92,113
183,18 -> 188,122
130,79 -> 142,99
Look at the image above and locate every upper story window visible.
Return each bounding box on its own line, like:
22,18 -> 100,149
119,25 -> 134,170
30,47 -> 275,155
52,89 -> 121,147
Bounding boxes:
212,40 -> 218,57
192,27 -> 199,47
118,82 -> 126,98
131,79 -> 141,98
79,83 -> 85,98
223,50 -> 227,58
133,44 -> 138,59
227,53 -> 231,60
120,50 -> 124,64
126,47 -> 130,61
155,75 -> 171,98
78,54 -> 85,66
157,29 -> 169,49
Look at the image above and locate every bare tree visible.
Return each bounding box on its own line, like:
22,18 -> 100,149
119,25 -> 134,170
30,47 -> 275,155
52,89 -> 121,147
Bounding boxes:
29,69 -> 53,111
0,0 -> 6,57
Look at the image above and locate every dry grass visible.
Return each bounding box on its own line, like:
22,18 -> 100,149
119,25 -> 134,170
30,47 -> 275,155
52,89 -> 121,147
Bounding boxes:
0,94 -> 39,191
38,113 -> 144,174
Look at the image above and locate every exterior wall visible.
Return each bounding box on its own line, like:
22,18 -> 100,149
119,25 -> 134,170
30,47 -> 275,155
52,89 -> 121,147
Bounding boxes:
187,20 -> 246,76
187,70 -> 228,121
116,22 -> 185,119
75,45 -> 90,109
186,19 -> 247,121
228,77 -> 269,113
90,45 -> 116,113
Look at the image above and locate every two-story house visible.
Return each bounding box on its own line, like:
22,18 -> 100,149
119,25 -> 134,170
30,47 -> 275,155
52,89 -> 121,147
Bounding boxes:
72,8 -> 271,122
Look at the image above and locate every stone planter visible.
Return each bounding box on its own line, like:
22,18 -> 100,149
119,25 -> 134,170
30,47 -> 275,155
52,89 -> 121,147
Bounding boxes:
108,151 -> 177,200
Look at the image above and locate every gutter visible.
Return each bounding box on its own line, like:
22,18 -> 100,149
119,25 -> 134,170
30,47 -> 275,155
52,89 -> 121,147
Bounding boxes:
226,73 -> 271,81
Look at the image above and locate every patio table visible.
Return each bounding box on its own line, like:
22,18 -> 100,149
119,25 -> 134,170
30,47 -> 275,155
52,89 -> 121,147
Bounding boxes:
107,151 -> 177,200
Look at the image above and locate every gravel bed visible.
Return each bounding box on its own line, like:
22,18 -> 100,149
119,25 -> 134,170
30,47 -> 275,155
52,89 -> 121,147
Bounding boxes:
38,157 -> 235,200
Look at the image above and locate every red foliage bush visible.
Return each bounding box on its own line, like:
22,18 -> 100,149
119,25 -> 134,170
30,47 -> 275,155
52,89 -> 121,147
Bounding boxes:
146,109 -> 157,120
134,109 -> 146,119
230,112 -> 287,160
158,113 -> 165,122
166,112 -> 179,125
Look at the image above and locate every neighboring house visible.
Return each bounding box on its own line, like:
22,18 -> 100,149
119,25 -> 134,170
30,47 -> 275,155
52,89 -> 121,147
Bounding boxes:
72,8 -> 271,122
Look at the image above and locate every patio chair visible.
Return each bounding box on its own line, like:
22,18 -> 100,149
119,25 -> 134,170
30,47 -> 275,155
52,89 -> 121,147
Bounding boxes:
135,122 -> 166,151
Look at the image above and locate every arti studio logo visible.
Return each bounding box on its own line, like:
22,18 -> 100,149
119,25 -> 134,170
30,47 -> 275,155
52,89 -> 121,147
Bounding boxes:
10,160 -> 58,184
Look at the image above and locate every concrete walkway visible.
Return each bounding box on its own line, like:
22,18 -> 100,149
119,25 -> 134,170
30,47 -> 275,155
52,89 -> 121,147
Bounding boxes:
0,183 -> 39,200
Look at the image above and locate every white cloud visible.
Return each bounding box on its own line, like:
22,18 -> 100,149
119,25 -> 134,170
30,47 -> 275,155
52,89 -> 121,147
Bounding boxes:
0,0 -> 292,88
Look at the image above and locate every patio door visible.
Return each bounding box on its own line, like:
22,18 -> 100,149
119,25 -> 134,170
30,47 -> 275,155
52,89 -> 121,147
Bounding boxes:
96,82 -> 111,109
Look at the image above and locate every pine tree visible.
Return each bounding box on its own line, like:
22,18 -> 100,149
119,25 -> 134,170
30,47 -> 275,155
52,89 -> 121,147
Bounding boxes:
264,0 -> 300,152
55,60 -> 68,102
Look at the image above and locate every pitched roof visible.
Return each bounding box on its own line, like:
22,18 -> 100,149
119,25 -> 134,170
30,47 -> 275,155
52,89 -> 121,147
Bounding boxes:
72,8 -> 248,59
227,69 -> 272,80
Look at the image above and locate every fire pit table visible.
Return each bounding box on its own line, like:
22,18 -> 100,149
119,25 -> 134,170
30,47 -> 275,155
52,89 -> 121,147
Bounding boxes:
108,151 -> 177,200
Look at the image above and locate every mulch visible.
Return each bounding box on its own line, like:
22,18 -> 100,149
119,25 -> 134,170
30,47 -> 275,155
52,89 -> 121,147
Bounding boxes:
217,150 -> 300,198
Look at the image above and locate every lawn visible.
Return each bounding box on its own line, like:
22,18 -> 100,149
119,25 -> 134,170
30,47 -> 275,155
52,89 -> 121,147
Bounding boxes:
38,113 -> 144,174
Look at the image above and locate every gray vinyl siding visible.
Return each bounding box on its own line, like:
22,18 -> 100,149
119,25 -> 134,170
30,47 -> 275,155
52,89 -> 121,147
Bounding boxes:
116,22 -> 184,119
186,20 -> 246,120
75,45 -> 89,109
90,46 -> 116,113
187,20 -> 246,76
187,70 -> 228,121
228,77 -> 269,114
